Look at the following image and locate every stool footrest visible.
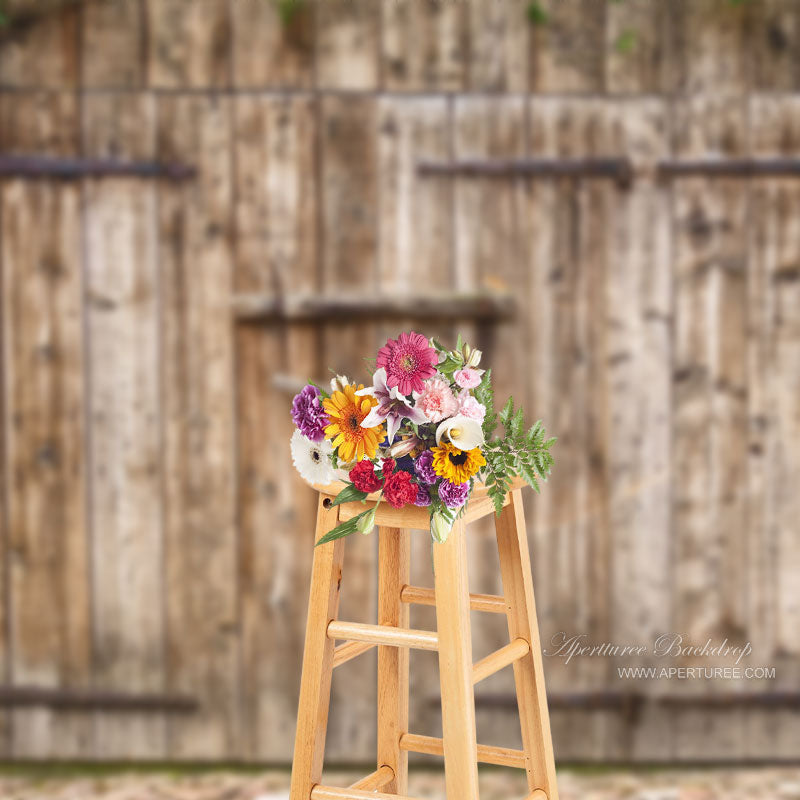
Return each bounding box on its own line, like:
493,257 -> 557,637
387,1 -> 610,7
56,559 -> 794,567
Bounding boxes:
472,637 -> 530,684
327,620 -> 438,651
312,786 -> 425,800
332,640 -> 376,668
400,584 -> 507,614
399,732 -> 526,769
347,765 -> 394,791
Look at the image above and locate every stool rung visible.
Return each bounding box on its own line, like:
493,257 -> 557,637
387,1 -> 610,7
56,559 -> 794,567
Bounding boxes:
348,765 -> 394,790
332,640 -> 376,668
526,791 -> 548,800
311,786 -> 425,800
399,732 -> 526,769
400,584 -> 507,614
472,637 -> 530,684
327,620 -> 438,651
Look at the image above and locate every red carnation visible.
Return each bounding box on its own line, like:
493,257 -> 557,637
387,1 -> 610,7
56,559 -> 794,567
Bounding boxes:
349,459 -> 383,493
381,458 -> 396,478
383,470 -> 417,509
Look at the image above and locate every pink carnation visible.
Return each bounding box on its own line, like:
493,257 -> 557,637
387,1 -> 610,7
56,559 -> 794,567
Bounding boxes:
454,367 -> 483,389
457,392 -> 486,424
416,377 -> 458,423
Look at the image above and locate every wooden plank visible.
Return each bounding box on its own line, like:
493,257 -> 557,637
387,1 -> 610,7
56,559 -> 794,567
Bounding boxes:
468,0 -> 528,91
289,499 -> 344,800
83,91 -> 164,759
752,0 -> 800,91
605,0 -> 668,93
495,491 -> 558,799
671,93 -> 749,762
748,94 -> 800,759
605,99 -> 673,761
0,90 -> 88,759
0,0 -> 79,88
432,519 -> 479,800
81,0 -> 144,88
231,0 -> 313,88
472,639 -> 530,685
530,0 -> 605,92
328,621 -> 438,651
401,586 -> 506,615
319,93 -> 378,760
381,0 -> 467,91
349,765 -> 394,791
316,0 -> 378,90
377,527 -> 410,794
158,93 -> 238,758
399,732 -> 526,769
147,0 -> 230,88
233,93 -> 319,761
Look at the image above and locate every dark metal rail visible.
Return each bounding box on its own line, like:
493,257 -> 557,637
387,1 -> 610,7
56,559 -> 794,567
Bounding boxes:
0,155 -> 196,181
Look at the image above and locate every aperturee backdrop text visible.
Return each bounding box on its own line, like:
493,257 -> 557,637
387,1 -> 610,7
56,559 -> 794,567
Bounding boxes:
290,332 -> 555,544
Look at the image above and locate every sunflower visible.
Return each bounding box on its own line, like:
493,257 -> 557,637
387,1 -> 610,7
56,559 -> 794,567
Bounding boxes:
431,442 -> 486,484
323,383 -> 384,462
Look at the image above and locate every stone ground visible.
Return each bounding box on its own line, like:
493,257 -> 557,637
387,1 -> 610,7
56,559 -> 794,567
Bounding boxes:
0,767 -> 797,800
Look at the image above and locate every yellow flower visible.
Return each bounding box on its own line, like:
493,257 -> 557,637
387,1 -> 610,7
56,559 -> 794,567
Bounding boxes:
431,442 -> 486,484
323,383 -> 383,463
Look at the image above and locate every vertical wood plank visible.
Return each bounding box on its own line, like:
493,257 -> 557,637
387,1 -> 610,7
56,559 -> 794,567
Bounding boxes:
147,0 -> 230,88
468,0 -> 528,92
748,94 -> 800,758
432,519 -> 479,800
377,527 -> 410,795
234,93 -> 319,760
316,0 -> 379,90
158,93 -> 239,758
381,0 -> 468,91
529,0 -> 605,93
83,92 -> 165,759
231,0 -> 313,88
0,91 -> 88,758
82,0 -> 145,88
752,0 -> 800,91
289,498 -> 344,800
319,92 -> 379,760
495,490 -> 558,799
0,0 -> 79,88
606,99 -> 674,761
671,93 -> 750,761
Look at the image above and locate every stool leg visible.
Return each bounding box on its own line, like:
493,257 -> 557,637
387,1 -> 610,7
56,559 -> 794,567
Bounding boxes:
290,496 -> 345,800
495,489 -> 559,800
433,518 -> 480,800
377,527 -> 410,794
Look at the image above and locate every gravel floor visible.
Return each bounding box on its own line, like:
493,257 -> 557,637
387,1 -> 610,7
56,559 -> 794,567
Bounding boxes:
0,767 -> 798,800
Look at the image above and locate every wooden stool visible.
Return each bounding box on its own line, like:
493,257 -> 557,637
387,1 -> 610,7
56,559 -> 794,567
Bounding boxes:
289,479 -> 558,800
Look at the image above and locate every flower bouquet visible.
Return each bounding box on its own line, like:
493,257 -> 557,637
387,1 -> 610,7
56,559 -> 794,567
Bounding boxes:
290,331 -> 555,545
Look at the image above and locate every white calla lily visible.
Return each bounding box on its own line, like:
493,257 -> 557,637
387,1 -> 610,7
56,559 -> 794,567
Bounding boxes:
435,415 -> 484,451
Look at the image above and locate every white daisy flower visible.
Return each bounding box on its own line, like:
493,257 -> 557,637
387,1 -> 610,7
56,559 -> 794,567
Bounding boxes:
290,429 -> 336,486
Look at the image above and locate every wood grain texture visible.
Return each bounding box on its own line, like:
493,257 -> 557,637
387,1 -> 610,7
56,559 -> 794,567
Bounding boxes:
81,0 -> 144,88
83,92 -> 164,759
377,527 -> 410,794
1,91 -> 88,758
381,0 -> 467,91
432,519 -> 479,800
147,0 -> 230,88
158,93 -> 238,758
495,491 -> 558,800
233,93 -> 319,761
289,498 -> 344,800
316,0 -> 378,90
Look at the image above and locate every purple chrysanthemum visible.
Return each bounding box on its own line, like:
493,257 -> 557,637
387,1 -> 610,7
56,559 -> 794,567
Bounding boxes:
438,479 -> 470,509
413,484 -> 432,507
414,450 -> 437,485
291,384 -> 329,442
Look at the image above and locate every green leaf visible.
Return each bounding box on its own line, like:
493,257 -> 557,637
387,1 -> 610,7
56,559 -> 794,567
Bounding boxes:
614,28 -> 637,54
499,397 -> 514,428
330,483 -> 369,507
526,1 -> 548,25
315,509 -> 374,546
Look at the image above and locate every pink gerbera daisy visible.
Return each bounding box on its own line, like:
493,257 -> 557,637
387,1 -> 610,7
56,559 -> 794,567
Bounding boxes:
376,331 -> 438,395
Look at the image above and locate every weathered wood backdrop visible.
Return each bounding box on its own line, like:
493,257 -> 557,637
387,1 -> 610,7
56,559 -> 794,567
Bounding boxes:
0,0 -> 798,764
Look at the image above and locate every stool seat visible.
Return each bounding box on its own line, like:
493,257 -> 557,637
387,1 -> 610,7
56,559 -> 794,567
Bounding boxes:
289,483 -> 559,800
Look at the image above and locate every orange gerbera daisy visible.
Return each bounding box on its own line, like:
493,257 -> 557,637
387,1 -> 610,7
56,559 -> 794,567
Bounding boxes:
323,383 -> 384,462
